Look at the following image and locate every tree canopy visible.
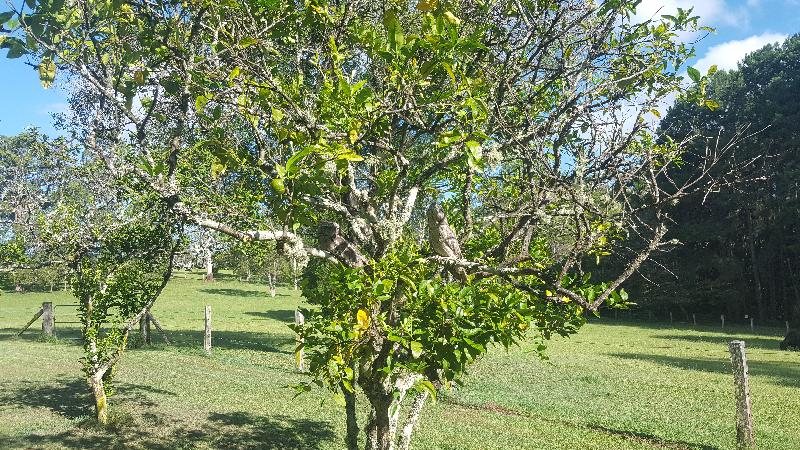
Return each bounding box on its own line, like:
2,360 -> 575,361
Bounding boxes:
1,1 -> 735,448
628,33 -> 800,328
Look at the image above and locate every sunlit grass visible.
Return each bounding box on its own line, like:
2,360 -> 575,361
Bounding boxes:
1,273 -> 797,449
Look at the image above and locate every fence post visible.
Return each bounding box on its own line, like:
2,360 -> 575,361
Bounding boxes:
693,313 -> 697,327
204,305 -> 212,353
728,341 -> 755,449
140,311 -> 151,345
721,314 -> 726,330
669,311 -> 673,325
295,310 -> 305,372
41,302 -> 54,337
18,307 -> 45,336
750,317 -> 754,332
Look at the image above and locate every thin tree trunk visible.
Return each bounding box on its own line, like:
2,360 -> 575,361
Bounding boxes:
344,387 -> 359,450
746,210 -> 765,321
364,386 -> 393,450
786,258 -> 800,329
398,391 -> 429,450
89,374 -> 108,425
204,249 -> 214,282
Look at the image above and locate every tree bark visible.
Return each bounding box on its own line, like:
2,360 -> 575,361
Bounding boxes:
89,374 -> 109,425
204,249 -> 214,281
139,312 -> 151,345
745,210 -> 765,321
398,391 -> 429,450
344,387 -> 359,450
363,383 -> 393,450
729,341 -> 755,449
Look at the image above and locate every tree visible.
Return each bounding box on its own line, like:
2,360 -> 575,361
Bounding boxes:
4,1 -> 734,447
633,34 -> 800,331
0,130 -> 74,288
39,162 -> 182,423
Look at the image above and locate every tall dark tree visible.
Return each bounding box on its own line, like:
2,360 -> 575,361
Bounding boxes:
631,34 -> 800,332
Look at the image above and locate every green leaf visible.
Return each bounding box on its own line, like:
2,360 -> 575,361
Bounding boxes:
5,41 -> 26,59
465,140 -> 482,170
416,380 -> 437,400
707,64 -> 718,76
443,11 -> 461,25
0,11 -> 14,24
686,66 -> 701,83
410,341 -> 423,358
704,99 -> 720,111
195,95 -> 209,114
239,37 -> 258,48
37,57 -> 56,89
270,177 -> 285,193
383,11 -> 404,51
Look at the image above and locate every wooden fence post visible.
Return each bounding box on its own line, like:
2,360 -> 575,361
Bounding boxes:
140,311 -> 151,345
204,305 -> 212,353
295,310 -> 305,372
692,313 -> 697,327
18,307 -> 45,336
728,341 -> 755,450
669,311 -> 673,325
147,312 -> 171,345
721,314 -> 726,330
750,317 -> 754,332
41,302 -> 54,337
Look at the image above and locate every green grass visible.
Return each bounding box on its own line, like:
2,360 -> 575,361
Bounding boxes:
1,274 -> 798,449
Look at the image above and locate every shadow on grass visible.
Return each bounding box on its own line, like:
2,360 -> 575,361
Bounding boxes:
0,408 -> 335,449
611,352 -> 800,388
0,327 -> 83,344
586,424 -> 721,450
0,328 -> 293,354
0,377 -> 176,421
201,288 -> 270,298
656,334 -> 783,351
166,329 -> 294,354
586,318 -> 788,337
0,377 -> 333,449
0,378 -> 91,419
245,309 -> 296,323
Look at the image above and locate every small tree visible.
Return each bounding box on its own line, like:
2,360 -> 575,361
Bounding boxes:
44,190 -> 181,423
5,0 -> 739,447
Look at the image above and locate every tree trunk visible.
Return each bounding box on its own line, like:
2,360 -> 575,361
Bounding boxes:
398,391 -> 429,450
745,211 -> 765,321
204,250 -> 214,282
344,387 -> 359,450
139,312 -> 151,345
363,385 -> 393,450
89,374 -> 109,425
786,258 -> 800,330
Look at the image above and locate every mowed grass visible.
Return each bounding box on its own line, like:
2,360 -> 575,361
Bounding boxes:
1,273 -> 798,449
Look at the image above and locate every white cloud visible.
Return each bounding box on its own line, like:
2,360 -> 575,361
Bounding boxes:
634,0 -> 746,27
694,33 -> 788,73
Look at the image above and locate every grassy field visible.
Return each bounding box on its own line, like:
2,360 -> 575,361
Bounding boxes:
1,274 -> 798,449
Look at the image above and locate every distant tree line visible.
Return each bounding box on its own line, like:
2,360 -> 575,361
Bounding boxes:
622,34 -> 800,329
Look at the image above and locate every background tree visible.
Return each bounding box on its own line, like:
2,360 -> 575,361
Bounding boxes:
4,0 -> 736,447
0,130 -> 74,290
628,34 -> 800,332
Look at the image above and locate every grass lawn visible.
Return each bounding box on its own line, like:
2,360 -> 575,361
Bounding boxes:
1,273 -> 798,449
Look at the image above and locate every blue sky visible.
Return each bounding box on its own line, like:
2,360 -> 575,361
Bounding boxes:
1,0 -> 799,137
